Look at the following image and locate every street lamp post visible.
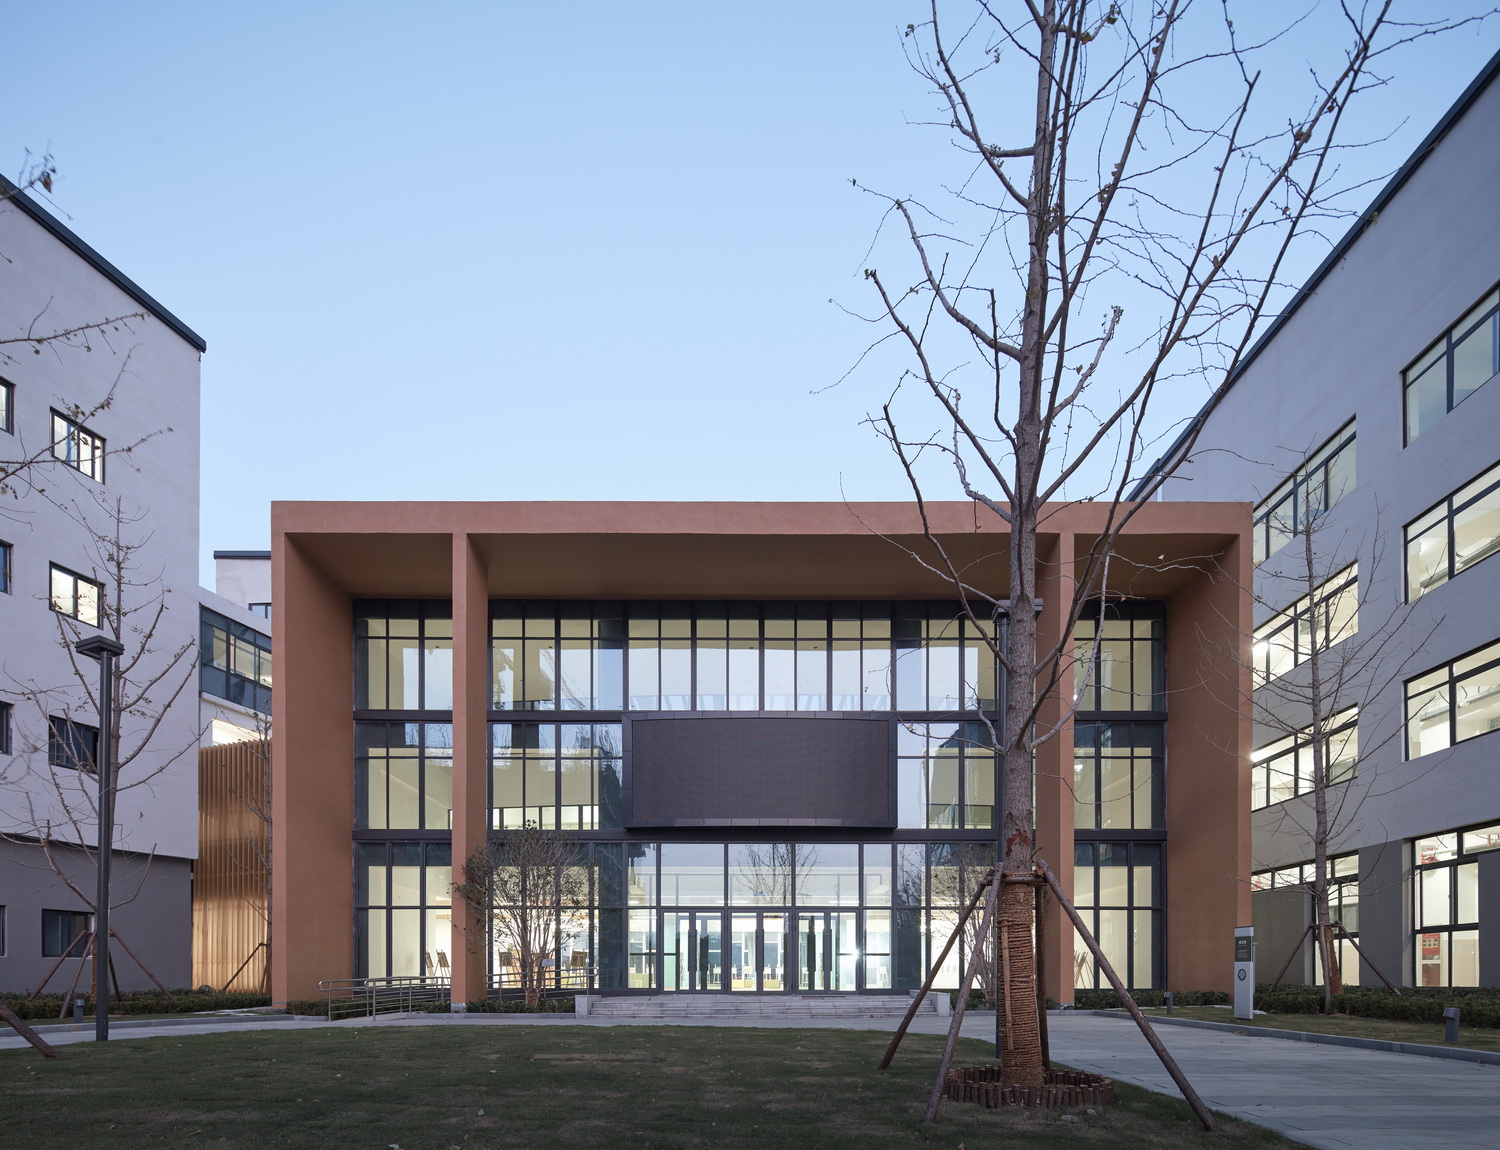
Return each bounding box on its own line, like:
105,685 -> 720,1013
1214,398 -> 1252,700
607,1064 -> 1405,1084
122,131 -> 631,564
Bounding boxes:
76,634 -> 124,1043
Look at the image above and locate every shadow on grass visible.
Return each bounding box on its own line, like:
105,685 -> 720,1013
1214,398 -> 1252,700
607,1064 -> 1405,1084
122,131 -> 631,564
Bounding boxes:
1,1025 -> 1298,1149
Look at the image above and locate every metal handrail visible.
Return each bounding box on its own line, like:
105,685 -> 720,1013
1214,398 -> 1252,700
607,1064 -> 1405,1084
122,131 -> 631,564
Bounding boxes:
317,975 -> 450,1020
487,967 -> 595,997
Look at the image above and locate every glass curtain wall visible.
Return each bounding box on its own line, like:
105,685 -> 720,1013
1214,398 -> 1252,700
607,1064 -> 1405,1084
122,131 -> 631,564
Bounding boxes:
1070,602 -> 1166,989
490,600 -> 999,712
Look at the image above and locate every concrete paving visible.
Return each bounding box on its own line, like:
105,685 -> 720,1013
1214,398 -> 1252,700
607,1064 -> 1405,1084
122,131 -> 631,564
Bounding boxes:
5,1007 -> 1497,1149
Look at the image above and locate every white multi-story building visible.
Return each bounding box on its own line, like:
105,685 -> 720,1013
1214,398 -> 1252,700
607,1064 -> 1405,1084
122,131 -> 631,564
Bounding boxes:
0,175 -> 204,993
1146,50 -> 1500,988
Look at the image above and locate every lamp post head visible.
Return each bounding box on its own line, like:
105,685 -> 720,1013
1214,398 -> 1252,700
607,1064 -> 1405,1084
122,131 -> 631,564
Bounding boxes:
75,635 -> 125,661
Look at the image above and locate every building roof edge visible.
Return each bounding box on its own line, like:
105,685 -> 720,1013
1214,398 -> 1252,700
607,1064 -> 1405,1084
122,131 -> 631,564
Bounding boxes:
1128,45 -> 1500,499
0,174 -> 207,353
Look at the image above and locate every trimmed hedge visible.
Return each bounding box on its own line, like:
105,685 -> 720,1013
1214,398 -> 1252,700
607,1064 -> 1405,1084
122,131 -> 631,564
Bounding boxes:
1071,988 -> 1229,1010
1068,985 -> 1500,1029
0,990 -> 272,1021
1256,984 -> 1500,1027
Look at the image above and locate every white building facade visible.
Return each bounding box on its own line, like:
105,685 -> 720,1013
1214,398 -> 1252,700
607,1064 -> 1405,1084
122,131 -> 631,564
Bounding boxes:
0,176 -> 204,993
1151,51 -> 1500,988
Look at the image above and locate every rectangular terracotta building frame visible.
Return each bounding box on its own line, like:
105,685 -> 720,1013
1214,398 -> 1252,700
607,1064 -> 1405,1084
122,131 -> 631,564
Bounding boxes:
271,500 -> 1251,1004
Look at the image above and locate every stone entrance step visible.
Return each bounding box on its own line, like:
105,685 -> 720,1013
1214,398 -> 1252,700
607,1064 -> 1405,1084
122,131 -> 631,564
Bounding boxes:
581,993 -> 945,1019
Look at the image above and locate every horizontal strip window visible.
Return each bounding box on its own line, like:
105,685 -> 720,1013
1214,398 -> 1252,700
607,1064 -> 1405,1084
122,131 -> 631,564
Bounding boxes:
356,601 -> 453,711
50,409 -> 104,481
1253,564 -> 1358,684
1405,459 -> 1500,601
1250,708 -> 1357,810
201,606 -> 272,713
1253,422 -> 1356,565
1250,852 -> 1358,891
490,600 -> 1001,713
1406,638 -> 1500,759
1073,602 -> 1164,713
1074,722 -> 1163,830
1405,287 -> 1499,445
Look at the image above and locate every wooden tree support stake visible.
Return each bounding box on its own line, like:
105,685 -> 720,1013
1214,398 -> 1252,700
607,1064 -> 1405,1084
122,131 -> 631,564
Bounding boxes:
924,866 -> 1004,1123
0,1002 -> 59,1059
1037,860 -> 1216,1133
879,871 -> 992,1071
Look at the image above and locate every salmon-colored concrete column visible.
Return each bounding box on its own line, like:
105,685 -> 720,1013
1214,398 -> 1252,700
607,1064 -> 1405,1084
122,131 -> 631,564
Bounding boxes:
1032,531 -> 1077,1005
271,534 -> 355,1002
450,533 -> 490,1006
1164,531 -> 1253,992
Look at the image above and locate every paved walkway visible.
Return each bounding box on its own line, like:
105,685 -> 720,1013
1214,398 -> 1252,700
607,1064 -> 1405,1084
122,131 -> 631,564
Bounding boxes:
5,1009 -> 1497,1149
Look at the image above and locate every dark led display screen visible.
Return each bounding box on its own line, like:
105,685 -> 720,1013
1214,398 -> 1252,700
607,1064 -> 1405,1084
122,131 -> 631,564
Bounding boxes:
625,716 -> 893,828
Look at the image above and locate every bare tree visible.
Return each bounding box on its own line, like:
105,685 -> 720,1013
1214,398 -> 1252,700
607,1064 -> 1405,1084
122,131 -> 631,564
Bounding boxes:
0,489 -> 198,993
852,0 -> 1481,1086
1246,502 -> 1435,1011
2,161 -> 151,506
454,822 -> 590,1008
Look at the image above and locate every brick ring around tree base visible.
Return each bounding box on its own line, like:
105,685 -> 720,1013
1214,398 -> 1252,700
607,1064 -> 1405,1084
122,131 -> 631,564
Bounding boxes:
943,1066 -> 1116,1110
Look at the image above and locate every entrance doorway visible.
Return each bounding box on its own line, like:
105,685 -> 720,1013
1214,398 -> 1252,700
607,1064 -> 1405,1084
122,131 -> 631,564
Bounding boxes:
796,911 -> 858,991
663,911 -> 722,991
663,911 -> 793,992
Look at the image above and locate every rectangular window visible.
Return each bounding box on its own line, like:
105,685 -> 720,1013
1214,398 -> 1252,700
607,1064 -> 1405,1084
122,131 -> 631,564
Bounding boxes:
1253,422 -> 1357,564
895,721 -> 995,831
1073,722 -> 1164,829
48,716 -> 98,772
1073,604 -> 1164,712
0,377 -> 13,434
49,563 -> 101,626
41,909 -> 93,957
0,701 -> 11,754
355,600 -> 453,711
1073,841 -> 1162,990
0,539 -> 9,593
0,904 -> 6,956
1250,708 -> 1358,810
356,722 -> 453,831
354,841 -> 453,980
50,410 -> 105,481
1406,639 -> 1500,758
1405,288 -> 1500,444
1414,826 -> 1488,987
1405,460 -> 1500,600
1252,564 -> 1358,683
199,606 -> 272,713
490,722 -> 622,832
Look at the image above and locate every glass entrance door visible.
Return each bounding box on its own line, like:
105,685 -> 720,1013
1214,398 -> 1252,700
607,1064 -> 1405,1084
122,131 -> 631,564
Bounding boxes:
726,913 -> 788,991
663,911 -> 723,991
796,912 -> 858,991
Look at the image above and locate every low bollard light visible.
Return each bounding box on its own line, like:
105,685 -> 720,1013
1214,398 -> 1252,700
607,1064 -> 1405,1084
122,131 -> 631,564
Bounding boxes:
1443,1007 -> 1461,1043
73,997 -> 85,1024
1164,991 -> 1175,1014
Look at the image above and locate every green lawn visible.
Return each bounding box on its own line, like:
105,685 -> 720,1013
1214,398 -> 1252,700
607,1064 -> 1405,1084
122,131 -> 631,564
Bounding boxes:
1133,1006 -> 1500,1052
0,1025 -> 1297,1149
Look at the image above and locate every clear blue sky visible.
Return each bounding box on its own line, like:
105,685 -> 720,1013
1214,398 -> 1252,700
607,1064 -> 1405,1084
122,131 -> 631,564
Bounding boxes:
2,2 -> 1495,587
